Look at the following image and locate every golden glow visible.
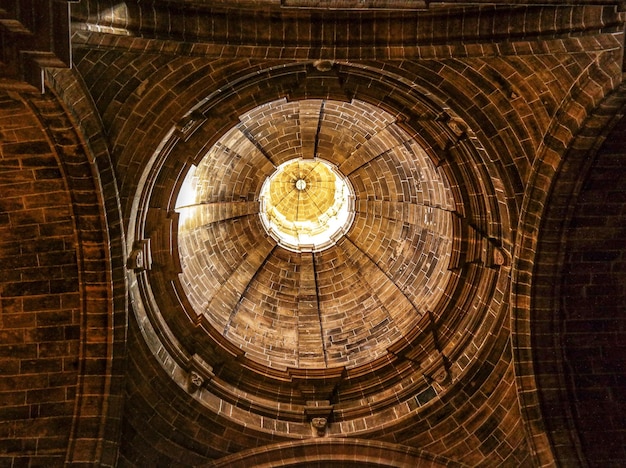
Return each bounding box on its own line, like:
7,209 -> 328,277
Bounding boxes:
260,159 -> 354,252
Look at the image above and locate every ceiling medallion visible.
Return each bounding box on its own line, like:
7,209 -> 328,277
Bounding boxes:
259,158 -> 355,252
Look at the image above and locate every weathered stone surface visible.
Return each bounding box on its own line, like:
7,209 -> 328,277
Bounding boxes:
0,2 -> 625,467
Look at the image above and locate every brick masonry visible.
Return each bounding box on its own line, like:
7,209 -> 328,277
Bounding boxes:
0,2 -> 624,467
562,116 -> 626,465
0,93 -> 80,466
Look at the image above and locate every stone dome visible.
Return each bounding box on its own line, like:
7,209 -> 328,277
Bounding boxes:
126,58 -> 513,447
175,98 -> 455,370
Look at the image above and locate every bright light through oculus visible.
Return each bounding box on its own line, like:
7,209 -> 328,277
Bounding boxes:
259,158 -> 355,252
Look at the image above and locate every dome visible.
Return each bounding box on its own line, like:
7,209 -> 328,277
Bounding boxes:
258,158 -> 355,252
174,98 -> 455,370
127,62 -> 511,448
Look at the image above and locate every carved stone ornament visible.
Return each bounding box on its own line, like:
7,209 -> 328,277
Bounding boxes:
127,239 -> 152,272
311,417 -> 328,436
188,370 -> 204,393
421,353 -> 450,385
432,366 -> 449,384
447,118 -> 467,138
313,60 -> 333,72
128,249 -> 144,270
493,247 -> 506,266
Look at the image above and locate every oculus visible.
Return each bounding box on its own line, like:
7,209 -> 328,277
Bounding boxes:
259,158 -> 355,252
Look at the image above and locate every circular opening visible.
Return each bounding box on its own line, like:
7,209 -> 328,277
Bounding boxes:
259,158 -> 355,252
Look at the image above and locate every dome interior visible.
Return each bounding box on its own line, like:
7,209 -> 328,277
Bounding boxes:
175,98 -> 456,370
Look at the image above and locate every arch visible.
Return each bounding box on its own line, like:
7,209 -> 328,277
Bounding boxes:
512,61 -> 625,466
202,438 -> 461,468
43,68 -> 128,466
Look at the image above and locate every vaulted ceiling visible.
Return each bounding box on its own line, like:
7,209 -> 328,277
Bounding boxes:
1,1 -> 625,466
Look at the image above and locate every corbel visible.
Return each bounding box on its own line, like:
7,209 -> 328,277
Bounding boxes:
304,400 -> 334,437
127,239 -> 152,272
486,240 -> 509,269
174,111 -> 205,142
187,353 -> 215,394
420,353 -> 450,385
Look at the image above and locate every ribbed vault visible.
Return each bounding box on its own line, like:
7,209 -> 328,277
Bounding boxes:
175,98 -> 455,370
